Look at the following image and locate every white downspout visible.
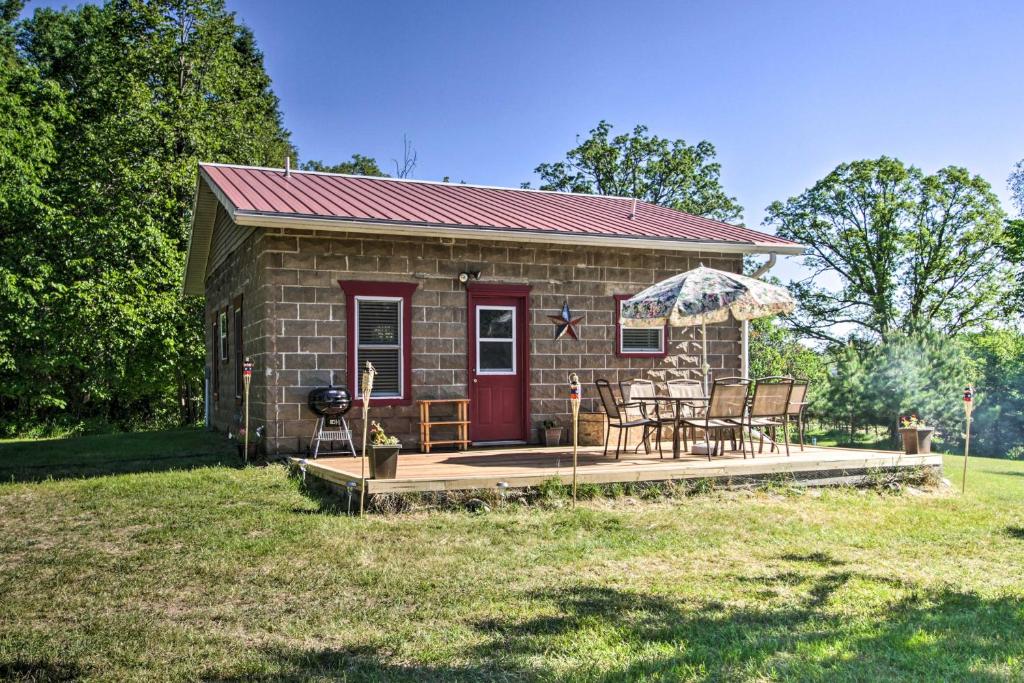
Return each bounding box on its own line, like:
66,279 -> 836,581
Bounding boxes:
743,254 -> 777,379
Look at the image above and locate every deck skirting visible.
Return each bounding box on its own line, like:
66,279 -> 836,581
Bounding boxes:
291,445 -> 941,495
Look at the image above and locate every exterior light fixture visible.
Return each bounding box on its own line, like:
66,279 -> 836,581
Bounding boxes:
458,270 -> 482,284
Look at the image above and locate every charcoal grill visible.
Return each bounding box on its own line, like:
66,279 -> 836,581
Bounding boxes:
306,384 -> 356,458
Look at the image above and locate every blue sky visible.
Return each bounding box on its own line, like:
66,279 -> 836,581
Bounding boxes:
25,0 -> 1024,282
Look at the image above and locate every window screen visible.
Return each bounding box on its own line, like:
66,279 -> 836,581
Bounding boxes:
619,300 -> 664,353
356,298 -> 402,397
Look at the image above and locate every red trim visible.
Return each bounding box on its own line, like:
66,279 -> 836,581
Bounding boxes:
466,283 -> 532,442
338,280 -> 418,407
614,293 -> 669,358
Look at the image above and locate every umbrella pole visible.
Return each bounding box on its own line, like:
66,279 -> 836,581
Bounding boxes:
701,321 -> 709,395
741,320 -> 749,379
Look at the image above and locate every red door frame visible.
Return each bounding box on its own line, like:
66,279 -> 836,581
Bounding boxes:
466,283 -> 531,442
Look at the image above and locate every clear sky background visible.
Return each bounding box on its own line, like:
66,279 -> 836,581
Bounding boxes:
24,0 -> 1024,283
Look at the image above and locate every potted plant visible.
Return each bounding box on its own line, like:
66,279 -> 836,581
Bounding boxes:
368,421 -> 402,479
540,419 -> 564,447
899,415 -> 934,455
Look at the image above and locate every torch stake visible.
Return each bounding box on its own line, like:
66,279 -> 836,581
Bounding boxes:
962,386 -> 973,494
569,373 -> 581,506
360,362 -> 376,515
243,358 -> 253,464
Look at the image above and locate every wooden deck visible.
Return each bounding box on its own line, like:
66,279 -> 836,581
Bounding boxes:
293,443 -> 942,494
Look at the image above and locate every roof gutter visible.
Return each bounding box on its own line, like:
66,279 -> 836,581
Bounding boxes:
231,211 -> 807,256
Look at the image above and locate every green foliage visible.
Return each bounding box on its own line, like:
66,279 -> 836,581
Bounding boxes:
0,0 -> 293,433
748,317 -> 826,385
533,120 -> 743,222
766,157 -> 1009,342
301,154 -> 386,176
814,333 -> 975,446
965,327 -> 1024,458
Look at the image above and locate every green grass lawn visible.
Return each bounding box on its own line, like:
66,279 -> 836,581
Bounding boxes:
1,430 -> 1022,681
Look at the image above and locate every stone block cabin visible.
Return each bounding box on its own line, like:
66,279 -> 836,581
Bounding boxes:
182,163 -> 802,456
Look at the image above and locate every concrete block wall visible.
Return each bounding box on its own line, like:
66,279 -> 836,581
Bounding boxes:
205,220 -> 743,456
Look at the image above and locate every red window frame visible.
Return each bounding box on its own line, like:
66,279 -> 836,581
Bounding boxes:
613,293 -> 669,358
338,280 -> 418,407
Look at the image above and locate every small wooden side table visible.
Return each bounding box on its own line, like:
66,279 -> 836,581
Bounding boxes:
417,399 -> 470,453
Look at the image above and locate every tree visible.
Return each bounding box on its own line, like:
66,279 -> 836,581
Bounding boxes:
301,154 -> 386,176
0,0 -> 293,433
747,317 -> 826,387
1003,160 -> 1024,305
533,121 -> 743,222
765,157 -> 1010,342
1009,159 -> 1024,216
968,327 -> 1024,458
814,333 -> 975,446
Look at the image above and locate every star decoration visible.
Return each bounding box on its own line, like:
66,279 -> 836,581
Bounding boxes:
548,301 -> 583,340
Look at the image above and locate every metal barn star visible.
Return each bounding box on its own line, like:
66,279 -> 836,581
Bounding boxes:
548,301 -> 583,340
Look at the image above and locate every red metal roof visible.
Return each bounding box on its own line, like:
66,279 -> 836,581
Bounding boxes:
199,163 -> 799,249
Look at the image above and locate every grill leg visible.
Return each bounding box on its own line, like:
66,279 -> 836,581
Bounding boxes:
311,417 -> 322,459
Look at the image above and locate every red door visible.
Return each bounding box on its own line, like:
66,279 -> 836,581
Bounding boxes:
467,285 -> 530,442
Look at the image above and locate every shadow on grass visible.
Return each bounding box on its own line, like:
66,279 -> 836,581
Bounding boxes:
778,550 -> 847,567
1005,525 -> 1024,540
202,572 -> 1023,681
0,657 -> 85,682
0,428 -> 239,483
292,474 -> 359,516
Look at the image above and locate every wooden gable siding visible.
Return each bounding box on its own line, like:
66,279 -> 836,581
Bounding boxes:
206,205 -> 254,276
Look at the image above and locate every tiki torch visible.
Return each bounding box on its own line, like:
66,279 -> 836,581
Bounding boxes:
569,372 -> 581,506
962,386 -> 973,494
243,358 -> 253,464
359,361 -> 376,514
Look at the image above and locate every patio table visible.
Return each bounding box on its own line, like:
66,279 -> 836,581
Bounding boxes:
633,396 -> 710,459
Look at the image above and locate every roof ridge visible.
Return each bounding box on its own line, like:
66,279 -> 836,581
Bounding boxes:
199,162 -> 674,213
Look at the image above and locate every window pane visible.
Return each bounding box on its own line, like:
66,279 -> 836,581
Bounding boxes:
622,327 -> 662,353
358,300 -> 400,345
357,348 -> 400,396
479,308 -> 513,339
479,341 -> 514,371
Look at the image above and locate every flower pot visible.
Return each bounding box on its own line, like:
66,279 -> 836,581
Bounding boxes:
542,427 -> 564,447
900,427 -> 934,455
370,445 -> 401,479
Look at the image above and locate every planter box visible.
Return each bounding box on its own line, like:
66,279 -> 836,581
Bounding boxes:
576,411 -> 670,449
370,445 -> 401,479
577,412 -> 606,446
541,427 -> 564,447
899,427 -> 934,455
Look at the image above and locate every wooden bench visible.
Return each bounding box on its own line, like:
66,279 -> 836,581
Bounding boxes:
417,399 -> 470,453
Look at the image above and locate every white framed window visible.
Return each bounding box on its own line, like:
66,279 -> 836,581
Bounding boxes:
476,305 -> 516,375
617,297 -> 665,355
218,310 -> 229,361
354,296 -> 403,399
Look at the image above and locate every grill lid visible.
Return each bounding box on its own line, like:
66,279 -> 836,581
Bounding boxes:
308,385 -> 352,417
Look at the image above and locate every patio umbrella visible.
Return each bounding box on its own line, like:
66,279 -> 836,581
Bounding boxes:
620,265 -> 795,393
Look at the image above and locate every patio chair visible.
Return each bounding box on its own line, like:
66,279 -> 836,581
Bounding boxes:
681,378 -> 751,460
786,379 -> 810,451
666,378 -> 706,451
745,376 -> 795,457
595,379 -> 661,459
619,379 -> 670,457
